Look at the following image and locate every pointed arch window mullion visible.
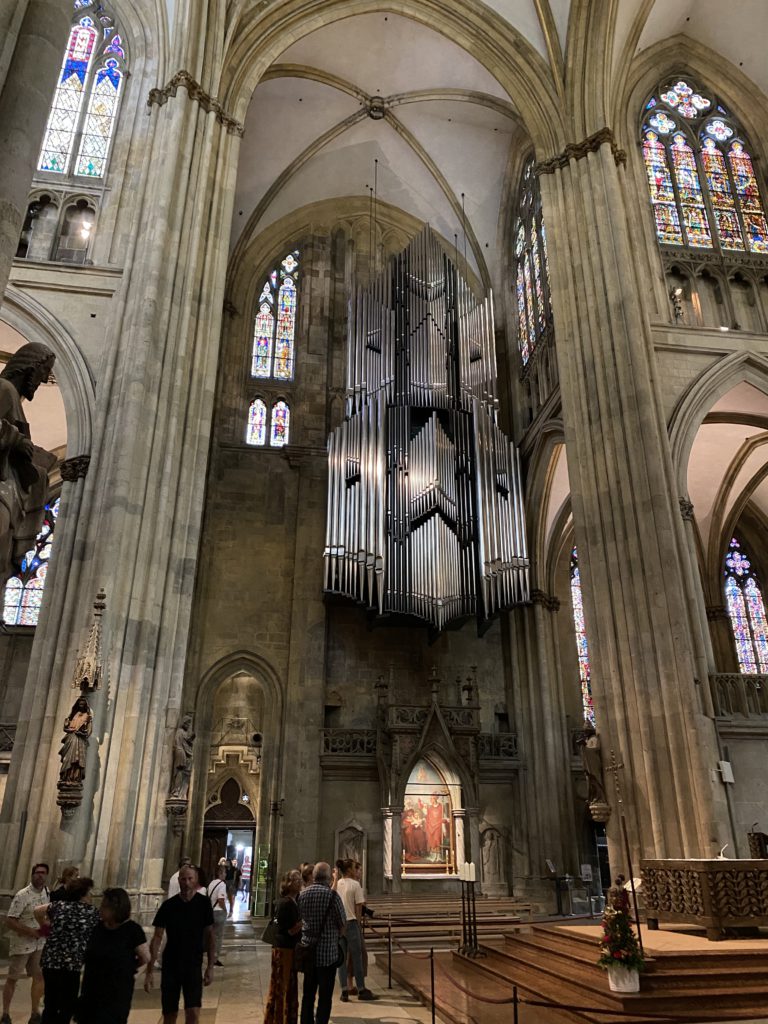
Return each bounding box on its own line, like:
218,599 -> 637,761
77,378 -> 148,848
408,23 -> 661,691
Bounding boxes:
692,143 -> 727,256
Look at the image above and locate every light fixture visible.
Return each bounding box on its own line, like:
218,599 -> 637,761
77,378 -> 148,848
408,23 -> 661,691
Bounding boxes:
719,325 -> 729,332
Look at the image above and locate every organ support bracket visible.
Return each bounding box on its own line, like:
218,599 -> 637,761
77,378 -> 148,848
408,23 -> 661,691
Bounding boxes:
324,227 -> 529,631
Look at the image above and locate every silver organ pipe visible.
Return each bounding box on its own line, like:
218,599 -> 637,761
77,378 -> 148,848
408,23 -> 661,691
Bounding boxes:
324,226 -> 529,630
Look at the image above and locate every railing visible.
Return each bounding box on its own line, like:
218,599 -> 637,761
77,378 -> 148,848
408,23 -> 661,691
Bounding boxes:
477,733 -> 518,759
386,704 -> 478,731
320,729 -> 377,756
709,674 -> 768,718
0,724 -> 16,752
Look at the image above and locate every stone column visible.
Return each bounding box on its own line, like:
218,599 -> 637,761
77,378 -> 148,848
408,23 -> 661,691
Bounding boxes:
390,808 -> 403,893
382,807 -> 393,881
0,0 -> 28,100
466,806 -> 481,875
506,596 -> 576,893
0,0 -> 72,301
0,67 -> 243,899
706,606 -> 739,674
537,131 -> 732,864
453,808 -> 466,873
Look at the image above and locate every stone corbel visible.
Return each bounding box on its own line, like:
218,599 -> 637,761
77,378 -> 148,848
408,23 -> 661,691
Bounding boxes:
147,70 -> 245,137
165,798 -> 188,836
679,497 -> 695,521
530,588 -> 560,612
535,127 -> 627,176
60,454 -> 91,481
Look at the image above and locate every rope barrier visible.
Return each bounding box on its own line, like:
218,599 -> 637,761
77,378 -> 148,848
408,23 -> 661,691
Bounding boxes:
375,934 -> 705,1023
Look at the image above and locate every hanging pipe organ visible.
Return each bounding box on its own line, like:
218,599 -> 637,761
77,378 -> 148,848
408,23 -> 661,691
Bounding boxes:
324,227 -> 529,631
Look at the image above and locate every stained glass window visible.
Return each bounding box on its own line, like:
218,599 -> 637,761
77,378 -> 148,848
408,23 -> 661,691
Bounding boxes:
270,401 -> 290,447
251,252 -> 300,379
642,130 -> 683,245
3,499 -> 60,627
569,547 -> 595,727
513,158 -> 552,365
38,6 -> 125,179
724,538 -> 768,674
246,398 -> 267,446
642,76 -> 768,255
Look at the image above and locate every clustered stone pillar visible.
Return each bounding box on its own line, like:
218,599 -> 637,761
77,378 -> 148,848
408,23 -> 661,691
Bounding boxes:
0,0 -> 72,302
537,131 -> 733,864
0,65 -> 243,899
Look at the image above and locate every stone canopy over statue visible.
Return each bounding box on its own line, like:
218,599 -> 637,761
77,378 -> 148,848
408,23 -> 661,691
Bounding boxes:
0,342 -> 57,598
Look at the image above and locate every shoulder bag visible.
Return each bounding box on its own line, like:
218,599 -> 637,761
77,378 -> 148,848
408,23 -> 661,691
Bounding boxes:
260,917 -> 280,946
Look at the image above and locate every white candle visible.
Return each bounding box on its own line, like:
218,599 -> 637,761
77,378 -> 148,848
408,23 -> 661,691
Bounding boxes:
469,862 -> 476,882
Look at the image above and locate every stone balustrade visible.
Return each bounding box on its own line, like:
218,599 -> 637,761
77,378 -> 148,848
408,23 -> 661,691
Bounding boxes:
709,674 -> 768,718
320,729 -> 377,756
477,732 -> 518,759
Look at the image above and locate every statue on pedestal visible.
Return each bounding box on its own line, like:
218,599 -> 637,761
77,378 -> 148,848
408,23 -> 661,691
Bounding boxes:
481,825 -> 507,894
57,695 -> 93,817
577,724 -> 611,823
170,714 -> 195,799
0,343 -> 57,599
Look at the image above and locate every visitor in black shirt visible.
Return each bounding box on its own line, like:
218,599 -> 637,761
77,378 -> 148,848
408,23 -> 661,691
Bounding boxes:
78,887 -> 149,1024
145,865 -> 215,1024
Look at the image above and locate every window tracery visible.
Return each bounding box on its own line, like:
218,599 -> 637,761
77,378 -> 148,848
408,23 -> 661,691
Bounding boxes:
246,398 -> 291,447
513,159 -> 552,366
251,251 -> 299,380
723,537 -> 768,673
642,78 -> 768,255
570,547 -> 595,726
3,499 -> 60,627
245,250 -> 299,446
38,1 -> 126,180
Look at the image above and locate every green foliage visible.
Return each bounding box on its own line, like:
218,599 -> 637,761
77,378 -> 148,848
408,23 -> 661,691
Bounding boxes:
597,907 -> 645,972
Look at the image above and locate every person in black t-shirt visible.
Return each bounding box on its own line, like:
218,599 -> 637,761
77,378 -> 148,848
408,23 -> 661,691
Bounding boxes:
78,887 -> 149,1024
145,866 -> 215,1024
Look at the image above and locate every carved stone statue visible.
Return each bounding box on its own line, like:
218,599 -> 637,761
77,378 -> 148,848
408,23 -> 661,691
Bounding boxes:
577,726 -> 610,820
58,695 -> 93,786
0,343 -> 57,597
481,827 -> 505,886
170,714 -> 195,799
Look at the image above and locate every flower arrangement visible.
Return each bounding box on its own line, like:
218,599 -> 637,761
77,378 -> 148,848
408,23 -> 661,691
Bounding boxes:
597,906 -> 645,973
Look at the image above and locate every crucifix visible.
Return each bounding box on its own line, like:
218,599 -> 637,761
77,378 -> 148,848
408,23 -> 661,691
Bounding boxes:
607,748 -> 644,955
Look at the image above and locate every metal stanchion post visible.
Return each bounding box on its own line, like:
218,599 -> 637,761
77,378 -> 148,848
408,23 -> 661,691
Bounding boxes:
430,947 -> 436,1024
470,878 -> 478,954
513,984 -> 519,1024
459,877 -> 466,951
387,915 -> 392,989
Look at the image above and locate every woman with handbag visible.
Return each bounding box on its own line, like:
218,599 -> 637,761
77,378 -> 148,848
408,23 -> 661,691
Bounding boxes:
263,870 -> 302,1024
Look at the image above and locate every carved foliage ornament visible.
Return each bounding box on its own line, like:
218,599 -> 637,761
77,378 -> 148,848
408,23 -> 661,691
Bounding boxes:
535,127 -> 627,176
147,70 -> 244,137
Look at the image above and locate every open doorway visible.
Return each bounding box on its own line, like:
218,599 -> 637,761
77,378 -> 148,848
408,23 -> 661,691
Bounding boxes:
202,778 -> 255,920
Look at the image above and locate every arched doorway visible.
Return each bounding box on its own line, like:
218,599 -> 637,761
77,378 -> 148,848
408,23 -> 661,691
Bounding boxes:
203,778 -> 255,918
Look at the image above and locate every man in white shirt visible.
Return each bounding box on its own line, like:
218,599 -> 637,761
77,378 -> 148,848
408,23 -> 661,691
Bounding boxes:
1,863 -> 50,1024
167,857 -> 192,898
334,860 -> 377,1002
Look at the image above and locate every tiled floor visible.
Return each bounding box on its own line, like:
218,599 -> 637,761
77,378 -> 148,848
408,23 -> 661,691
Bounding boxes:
0,919 -> 433,1024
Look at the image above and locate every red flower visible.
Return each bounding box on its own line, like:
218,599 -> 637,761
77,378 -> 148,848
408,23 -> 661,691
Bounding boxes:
613,951 -> 622,959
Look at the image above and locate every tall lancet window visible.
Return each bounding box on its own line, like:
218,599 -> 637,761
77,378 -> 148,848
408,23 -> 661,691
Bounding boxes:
3,499 -> 60,627
570,547 -> 595,726
251,251 -> 300,380
642,78 -> 768,253
513,157 -> 552,365
724,537 -> 768,673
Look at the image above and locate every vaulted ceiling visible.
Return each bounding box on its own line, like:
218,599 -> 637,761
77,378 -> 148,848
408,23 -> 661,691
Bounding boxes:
228,1 -> 768,289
